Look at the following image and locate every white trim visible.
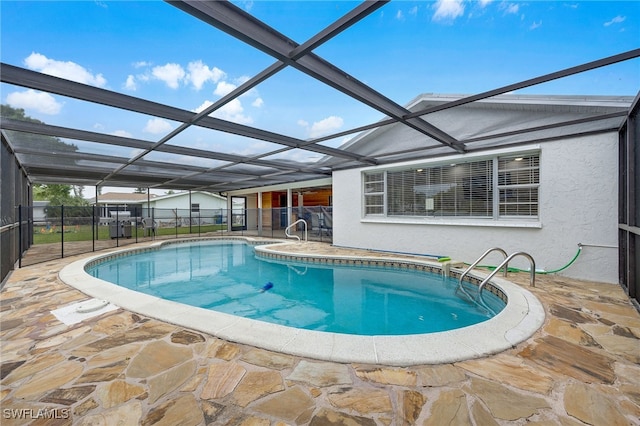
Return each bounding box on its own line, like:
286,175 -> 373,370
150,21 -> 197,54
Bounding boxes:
360,145 -> 542,173
361,217 -> 542,229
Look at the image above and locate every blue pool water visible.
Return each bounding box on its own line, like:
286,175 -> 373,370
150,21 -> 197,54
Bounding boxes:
87,240 -> 505,335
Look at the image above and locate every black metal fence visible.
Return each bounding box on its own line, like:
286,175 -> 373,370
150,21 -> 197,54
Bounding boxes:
16,204 -> 333,268
1,135 -> 30,285
619,94 -> 639,309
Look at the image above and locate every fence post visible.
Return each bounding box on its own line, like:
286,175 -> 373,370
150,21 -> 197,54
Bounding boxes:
115,210 -> 119,247
92,205 -> 96,252
18,205 -> 22,268
60,205 -> 64,258
189,191 -> 193,234
134,205 -> 139,243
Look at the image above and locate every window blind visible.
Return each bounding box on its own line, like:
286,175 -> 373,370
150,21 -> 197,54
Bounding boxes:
386,160 -> 493,217
363,172 -> 384,215
498,155 -> 539,216
363,151 -> 540,220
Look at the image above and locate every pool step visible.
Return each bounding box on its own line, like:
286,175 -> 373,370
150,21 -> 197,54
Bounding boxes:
441,260 -> 465,277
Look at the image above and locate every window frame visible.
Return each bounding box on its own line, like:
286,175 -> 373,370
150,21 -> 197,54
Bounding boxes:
496,154 -> 540,218
362,171 -> 386,216
362,150 -> 540,223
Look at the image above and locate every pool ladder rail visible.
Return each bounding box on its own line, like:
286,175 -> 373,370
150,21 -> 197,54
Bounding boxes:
455,247 -> 536,316
285,219 -> 308,242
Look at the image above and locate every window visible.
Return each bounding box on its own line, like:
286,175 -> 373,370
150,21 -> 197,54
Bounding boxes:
363,172 -> 384,215
363,152 -> 539,220
498,155 -> 539,216
387,161 -> 492,217
191,203 -> 200,213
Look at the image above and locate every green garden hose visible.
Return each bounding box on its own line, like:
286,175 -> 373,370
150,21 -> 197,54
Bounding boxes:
465,244 -> 583,275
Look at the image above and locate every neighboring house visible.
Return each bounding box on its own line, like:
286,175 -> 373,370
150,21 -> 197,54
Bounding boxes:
142,191 -> 227,226
32,200 -> 49,224
227,94 -> 633,284
88,192 -> 157,225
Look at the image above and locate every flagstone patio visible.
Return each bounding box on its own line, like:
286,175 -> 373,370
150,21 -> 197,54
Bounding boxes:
1,240 -> 639,425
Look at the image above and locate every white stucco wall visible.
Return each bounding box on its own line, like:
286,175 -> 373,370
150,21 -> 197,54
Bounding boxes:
150,192 -> 227,210
332,134 -> 619,284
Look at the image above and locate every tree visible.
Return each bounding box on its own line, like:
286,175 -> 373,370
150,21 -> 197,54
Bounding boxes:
2,105 -> 89,217
33,184 -> 74,205
1,105 -> 78,154
34,184 -> 89,218
134,187 -> 147,194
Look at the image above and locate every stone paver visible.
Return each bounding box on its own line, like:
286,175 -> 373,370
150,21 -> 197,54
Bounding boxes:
1,239 -> 639,425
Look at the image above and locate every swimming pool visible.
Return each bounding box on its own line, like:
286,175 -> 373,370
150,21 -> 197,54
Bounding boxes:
85,240 -> 506,335
59,237 -> 545,365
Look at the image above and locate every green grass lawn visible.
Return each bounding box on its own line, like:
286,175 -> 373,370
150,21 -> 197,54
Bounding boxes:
32,224 -> 226,244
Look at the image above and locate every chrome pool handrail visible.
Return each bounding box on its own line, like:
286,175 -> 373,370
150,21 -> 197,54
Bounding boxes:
478,251 -> 536,292
459,247 -> 508,286
285,219 -> 307,241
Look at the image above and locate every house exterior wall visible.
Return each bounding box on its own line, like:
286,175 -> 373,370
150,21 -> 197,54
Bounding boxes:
145,192 -> 227,224
32,201 -> 49,224
150,192 -> 226,210
332,133 -> 618,284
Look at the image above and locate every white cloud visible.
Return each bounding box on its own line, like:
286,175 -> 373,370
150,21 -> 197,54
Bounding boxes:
125,75 -> 137,91
409,6 -> 418,16
151,63 -> 185,89
604,15 -> 625,26
502,3 -> 519,15
530,20 -> 542,30
432,0 -> 464,21
112,130 -> 133,138
194,100 -> 214,114
194,99 -> 253,125
6,89 -> 63,115
239,1 -> 254,12
187,60 -> 225,90
308,116 -> 344,138
252,97 -> 264,108
479,0 -> 492,7
143,118 -> 173,134
24,52 -> 107,87
235,75 -> 252,85
133,61 -> 151,68
396,10 -> 404,20
215,99 -> 253,125
214,81 -> 237,97
297,119 -> 309,127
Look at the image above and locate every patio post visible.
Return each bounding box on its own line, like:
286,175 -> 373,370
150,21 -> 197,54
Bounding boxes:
18,204 -> 22,268
60,205 -> 64,258
257,191 -> 262,237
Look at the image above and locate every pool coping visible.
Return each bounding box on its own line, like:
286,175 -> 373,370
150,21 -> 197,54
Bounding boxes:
58,237 -> 545,366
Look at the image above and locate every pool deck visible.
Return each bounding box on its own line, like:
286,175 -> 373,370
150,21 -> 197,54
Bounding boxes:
2,239 -> 639,425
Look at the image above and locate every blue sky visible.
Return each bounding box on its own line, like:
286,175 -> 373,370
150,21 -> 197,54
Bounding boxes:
1,0 -> 638,194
